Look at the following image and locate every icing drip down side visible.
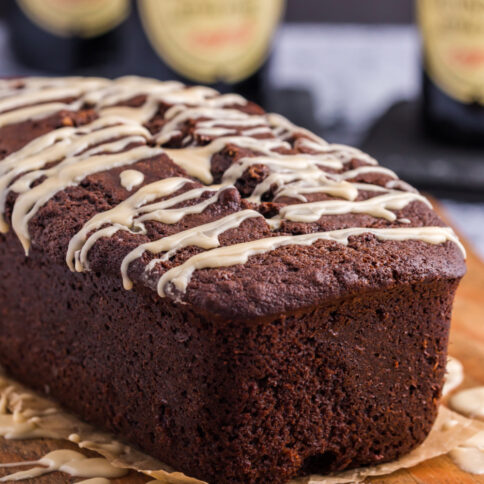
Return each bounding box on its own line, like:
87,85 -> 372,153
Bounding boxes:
0,76 -> 466,308
0,450 -> 127,482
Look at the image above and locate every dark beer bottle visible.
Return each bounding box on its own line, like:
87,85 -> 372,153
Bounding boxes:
136,0 -> 284,104
418,0 -> 484,145
7,0 -> 285,106
8,0 -> 130,74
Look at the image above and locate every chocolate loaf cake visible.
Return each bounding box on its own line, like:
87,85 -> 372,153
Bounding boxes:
0,76 -> 466,483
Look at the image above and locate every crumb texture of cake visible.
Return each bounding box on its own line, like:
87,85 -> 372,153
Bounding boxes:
0,76 -> 466,484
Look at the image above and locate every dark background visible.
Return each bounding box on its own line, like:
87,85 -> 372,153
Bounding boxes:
0,0 -> 415,24
285,0 -> 414,23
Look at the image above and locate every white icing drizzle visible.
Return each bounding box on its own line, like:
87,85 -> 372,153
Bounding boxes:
194,127 -> 238,138
155,226 -> 464,298
0,76 -> 467,303
196,115 -> 267,129
66,177 -> 218,271
220,154 -> 397,205
0,379 -> 131,484
386,179 -> 417,193
77,479 -> 111,484
163,135 -> 289,184
0,86 -> 82,114
271,178 -> 359,203
267,113 -> 328,146
443,356 -> 464,397
121,209 -> 262,290
0,410 -> 59,440
12,144 -> 162,253
0,76 -> 241,130
0,76 -> 109,93
223,153 -> 343,182
450,387 -> 484,420
9,136 -> 147,196
242,126 -> 273,137
119,169 -> 145,191
156,106 -> 260,145
0,373 -> 206,484
96,80 -> 246,128
277,192 -> 432,223
339,165 -> 397,180
0,102 -> 82,129
194,114 -> 268,138
96,82 -> 198,124
0,77 -> 110,128
267,112 -> 378,165
68,433 -> 128,459
0,449 -> 127,481
449,430 -> 484,475
0,117 -> 150,232
86,75 -> 183,105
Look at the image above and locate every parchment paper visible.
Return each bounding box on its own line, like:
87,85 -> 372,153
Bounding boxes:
0,373 -> 481,484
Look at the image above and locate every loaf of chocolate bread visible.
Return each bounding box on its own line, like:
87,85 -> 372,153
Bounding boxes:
0,77 -> 466,484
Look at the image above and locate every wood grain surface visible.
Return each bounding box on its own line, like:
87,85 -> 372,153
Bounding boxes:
0,202 -> 482,484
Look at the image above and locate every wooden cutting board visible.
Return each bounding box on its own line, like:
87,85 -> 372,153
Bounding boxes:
0,202 -> 482,484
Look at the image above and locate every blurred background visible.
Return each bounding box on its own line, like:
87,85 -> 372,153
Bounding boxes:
0,0 -> 483,258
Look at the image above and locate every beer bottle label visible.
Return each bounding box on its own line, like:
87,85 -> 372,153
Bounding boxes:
16,0 -> 130,38
138,0 -> 285,83
418,0 -> 484,104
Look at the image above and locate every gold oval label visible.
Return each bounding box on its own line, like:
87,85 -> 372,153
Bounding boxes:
17,0 -> 130,38
418,0 -> 484,104
138,0 -> 285,84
